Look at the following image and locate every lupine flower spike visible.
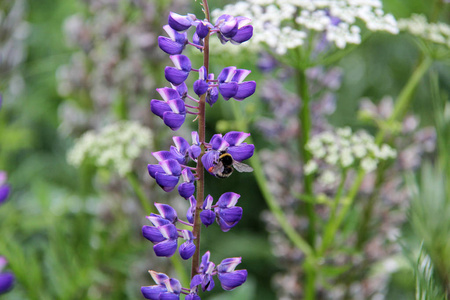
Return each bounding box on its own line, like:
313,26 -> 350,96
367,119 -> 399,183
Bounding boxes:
142,2 -> 254,299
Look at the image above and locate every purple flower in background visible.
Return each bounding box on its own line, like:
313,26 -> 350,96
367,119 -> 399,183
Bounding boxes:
217,257 -> 247,290
0,172 -> 10,206
215,192 -> 243,232
141,271 -> 182,300
151,87 -> 186,131
0,257 -> 14,295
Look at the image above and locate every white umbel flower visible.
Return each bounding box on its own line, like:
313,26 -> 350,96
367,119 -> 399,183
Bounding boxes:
398,14 -> 450,48
67,121 -> 152,176
212,0 -> 398,54
306,127 -> 396,172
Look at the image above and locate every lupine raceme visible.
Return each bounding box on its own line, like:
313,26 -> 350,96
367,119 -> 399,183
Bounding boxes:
142,2 -> 255,299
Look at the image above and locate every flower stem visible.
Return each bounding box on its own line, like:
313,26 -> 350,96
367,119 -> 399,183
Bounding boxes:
296,67 -> 316,247
191,0 -> 210,279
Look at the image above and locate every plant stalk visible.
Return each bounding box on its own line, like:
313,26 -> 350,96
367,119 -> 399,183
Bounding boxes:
191,0 -> 210,279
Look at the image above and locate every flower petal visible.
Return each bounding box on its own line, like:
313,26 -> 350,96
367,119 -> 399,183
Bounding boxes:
223,131 -> 250,146
193,79 -> 209,96
163,112 -> 186,131
201,151 -> 219,174
155,173 -> 179,192
234,81 -> 256,100
231,25 -> 253,44
0,272 -> 14,294
157,87 -> 181,102
151,100 -> 171,119
159,159 -> 182,176
196,21 -> 210,39
217,270 -> 247,291
218,67 -> 237,83
0,185 -> 10,204
153,151 -> 178,162
165,67 -> 189,85
179,241 -> 196,260
219,82 -> 238,100
153,239 -> 178,257
158,36 -> 185,55
217,192 -> 241,208
178,182 -> 195,198
154,203 -> 178,223
142,225 -> 165,243
200,209 -> 215,227
227,143 -> 254,162
206,87 -> 219,107
168,12 -> 192,31
147,164 -> 165,178
141,285 -> 166,300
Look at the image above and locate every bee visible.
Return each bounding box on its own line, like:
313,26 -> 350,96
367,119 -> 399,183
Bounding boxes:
208,152 -> 253,178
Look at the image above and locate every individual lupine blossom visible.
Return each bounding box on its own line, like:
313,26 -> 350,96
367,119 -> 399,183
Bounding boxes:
142,203 -> 196,259
305,127 -> 396,180
200,192 -> 243,232
212,0 -> 399,54
398,14 -> 450,48
152,11 -> 256,131
190,252 -> 247,293
0,172 -> 11,206
67,121 -> 152,176
0,257 -> 14,295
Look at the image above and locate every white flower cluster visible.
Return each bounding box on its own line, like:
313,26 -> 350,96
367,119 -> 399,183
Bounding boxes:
212,0 -> 398,55
305,127 -> 396,177
67,121 -> 152,176
398,14 -> 450,48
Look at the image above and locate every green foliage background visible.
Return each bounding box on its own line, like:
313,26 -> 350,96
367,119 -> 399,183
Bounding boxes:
0,0 -> 449,299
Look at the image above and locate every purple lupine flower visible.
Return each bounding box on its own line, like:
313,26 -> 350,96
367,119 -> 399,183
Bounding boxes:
170,136 -> 191,164
202,131 -> 254,177
147,159 -> 181,192
0,172 -> 10,205
188,131 -> 201,160
193,66 -> 209,97
158,25 -> 188,55
141,271 -> 182,300
168,12 -> 194,32
217,257 -> 247,291
217,67 -> 255,101
215,15 -> 253,45
178,168 -> 196,198
200,195 -> 215,227
195,20 -> 210,39
165,55 -> 191,85
143,221 -> 178,257
150,87 -> 186,131
191,251 -> 215,292
0,257 -> 14,295
179,229 -> 196,260
186,196 -> 196,224
206,73 -> 219,107
214,192 -> 243,232
171,82 -> 188,100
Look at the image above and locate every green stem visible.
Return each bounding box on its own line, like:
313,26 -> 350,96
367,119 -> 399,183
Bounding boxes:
191,0 -> 210,279
230,101 -> 314,258
296,67 -> 316,247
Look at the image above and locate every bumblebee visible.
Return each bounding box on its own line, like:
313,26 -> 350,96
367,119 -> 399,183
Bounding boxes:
208,152 -> 253,178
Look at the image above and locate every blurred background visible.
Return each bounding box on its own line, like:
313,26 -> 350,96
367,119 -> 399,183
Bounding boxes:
0,0 -> 449,299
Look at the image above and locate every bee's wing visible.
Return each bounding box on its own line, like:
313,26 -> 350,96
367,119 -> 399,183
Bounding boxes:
210,160 -> 225,174
233,161 -> 253,173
